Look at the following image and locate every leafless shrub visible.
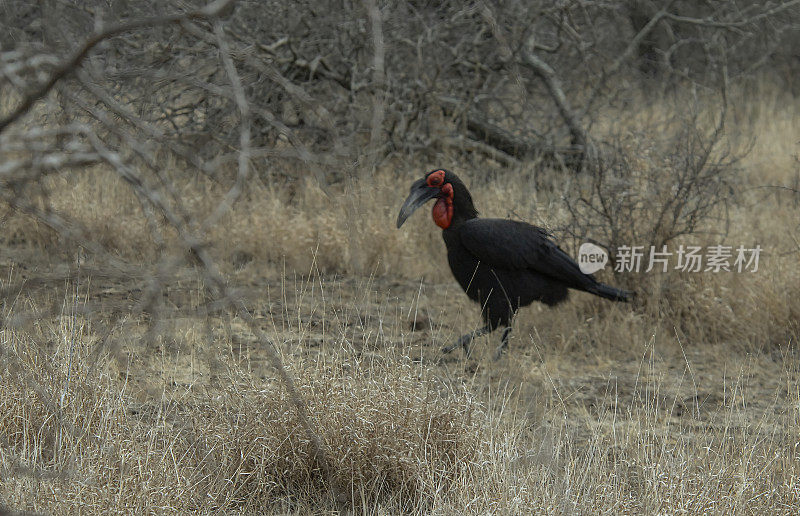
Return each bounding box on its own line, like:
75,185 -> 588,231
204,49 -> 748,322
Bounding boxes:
5,1 -> 797,175
559,99 -> 742,320
565,107 -> 740,265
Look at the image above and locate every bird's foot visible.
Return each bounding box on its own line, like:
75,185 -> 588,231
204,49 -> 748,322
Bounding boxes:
492,345 -> 505,361
442,332 -> 474,356
492,327 -> 513,361
441,341 -> 459,354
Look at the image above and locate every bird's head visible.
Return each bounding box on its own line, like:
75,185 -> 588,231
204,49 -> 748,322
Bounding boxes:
396,169 -> 476,230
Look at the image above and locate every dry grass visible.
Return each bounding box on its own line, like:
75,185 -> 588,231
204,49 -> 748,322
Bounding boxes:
0,308 -> 489,513
1,274 -> 798,513
1,89 -> 799,513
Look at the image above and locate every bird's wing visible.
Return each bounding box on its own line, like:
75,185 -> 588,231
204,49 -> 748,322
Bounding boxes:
457,218 -> 594,288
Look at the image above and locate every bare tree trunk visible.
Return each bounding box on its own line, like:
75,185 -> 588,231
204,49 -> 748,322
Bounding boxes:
520,46 -> 590,167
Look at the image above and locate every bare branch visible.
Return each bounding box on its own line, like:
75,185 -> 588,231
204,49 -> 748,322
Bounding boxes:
0,0 -> 236,134
363,0 -> 386,167
520,45 -> 589,157
202,21 -> 251,230
664,0 -> 800,29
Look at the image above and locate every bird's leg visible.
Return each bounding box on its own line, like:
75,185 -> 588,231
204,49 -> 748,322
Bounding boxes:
492,327 -> 513,361
442,325 -> 491,356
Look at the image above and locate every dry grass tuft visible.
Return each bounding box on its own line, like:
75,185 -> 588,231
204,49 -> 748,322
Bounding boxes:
0,304 -> 490,513
185,360 -> 485,511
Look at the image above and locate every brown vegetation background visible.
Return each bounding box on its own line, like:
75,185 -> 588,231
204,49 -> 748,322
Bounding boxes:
1,0 -> 799,513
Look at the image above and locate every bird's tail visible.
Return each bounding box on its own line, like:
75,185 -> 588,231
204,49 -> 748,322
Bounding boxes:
588,282 -> 632,302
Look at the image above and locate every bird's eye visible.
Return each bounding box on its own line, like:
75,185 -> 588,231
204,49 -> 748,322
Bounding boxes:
427,169 -> 445,187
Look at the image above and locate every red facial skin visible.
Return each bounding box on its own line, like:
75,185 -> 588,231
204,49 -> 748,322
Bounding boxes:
432,182 -> 454,229
425,170 -> 454,229
426,169 -> 445,187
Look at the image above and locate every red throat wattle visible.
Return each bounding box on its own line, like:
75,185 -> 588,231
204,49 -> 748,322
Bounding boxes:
432,182 -> 454,229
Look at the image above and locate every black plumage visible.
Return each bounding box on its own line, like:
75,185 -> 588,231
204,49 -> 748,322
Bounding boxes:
397,168 -> 631,358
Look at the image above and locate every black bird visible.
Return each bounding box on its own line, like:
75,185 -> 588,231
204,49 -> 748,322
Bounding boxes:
397,169 -> 631,359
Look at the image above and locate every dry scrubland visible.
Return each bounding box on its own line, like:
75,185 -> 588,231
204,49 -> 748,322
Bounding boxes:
1,89 -> 800,514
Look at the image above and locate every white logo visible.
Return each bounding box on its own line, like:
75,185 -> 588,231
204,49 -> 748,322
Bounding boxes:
578,243 -> 608,274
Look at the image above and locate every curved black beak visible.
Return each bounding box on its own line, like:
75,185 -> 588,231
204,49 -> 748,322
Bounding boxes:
396,178 -> 439,228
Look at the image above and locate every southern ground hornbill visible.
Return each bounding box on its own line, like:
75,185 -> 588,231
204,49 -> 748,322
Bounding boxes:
397,168 -> 632,359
